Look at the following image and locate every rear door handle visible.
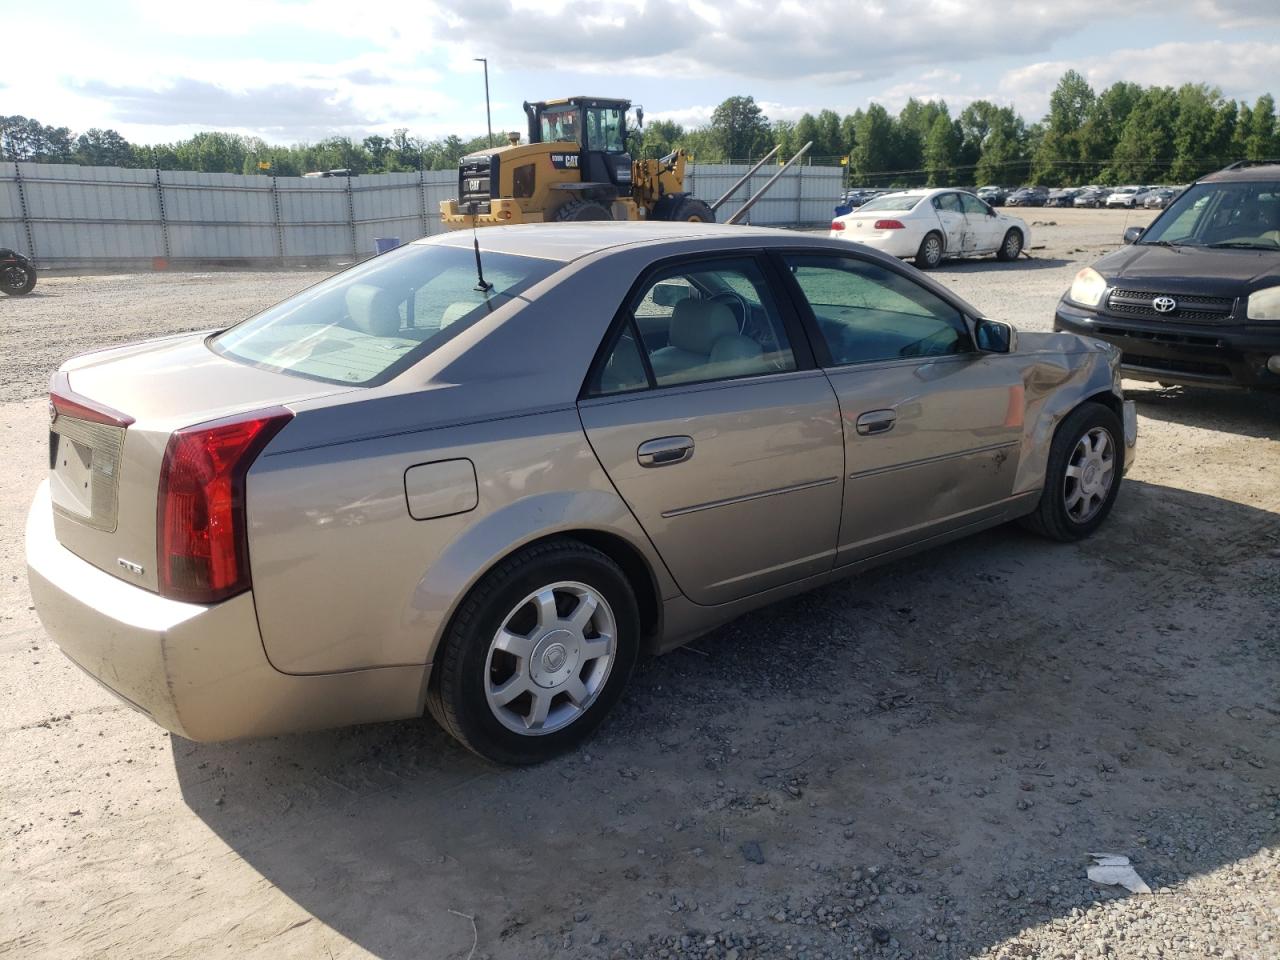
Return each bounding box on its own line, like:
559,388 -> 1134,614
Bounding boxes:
637,435 -> 694,467
855,410 -> 897,436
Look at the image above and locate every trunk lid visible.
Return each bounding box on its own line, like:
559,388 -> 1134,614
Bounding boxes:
50,332 -> 351,592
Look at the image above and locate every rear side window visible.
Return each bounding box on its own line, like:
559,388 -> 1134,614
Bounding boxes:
212,245 -> 558,386
783,255 -> 970,365
590,257 -> 796,395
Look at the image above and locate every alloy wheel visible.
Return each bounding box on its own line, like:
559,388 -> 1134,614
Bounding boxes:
1063,427 -> 1115,523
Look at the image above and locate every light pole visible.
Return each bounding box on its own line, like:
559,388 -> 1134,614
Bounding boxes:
474,58 -> 493,148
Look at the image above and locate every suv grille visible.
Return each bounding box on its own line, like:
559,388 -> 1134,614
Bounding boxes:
458,155 -> 498,213
1106,288 -> 1236,324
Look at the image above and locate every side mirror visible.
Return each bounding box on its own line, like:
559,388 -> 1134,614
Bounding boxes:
973,317 -> 1014,354
652,282 -> 692,307
1123,226 -> 1144,245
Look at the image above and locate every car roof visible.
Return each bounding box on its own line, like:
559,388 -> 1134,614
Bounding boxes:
419,221 -> 828,263
1201,162 -> 1280,183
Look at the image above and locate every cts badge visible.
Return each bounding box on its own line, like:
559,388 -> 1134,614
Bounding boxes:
117,558 -> 144,576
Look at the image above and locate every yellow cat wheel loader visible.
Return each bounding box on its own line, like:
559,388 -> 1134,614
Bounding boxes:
439,96 -> 715,228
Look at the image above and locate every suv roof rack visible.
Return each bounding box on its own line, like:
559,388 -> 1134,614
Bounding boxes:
1220,159 -> 1280,170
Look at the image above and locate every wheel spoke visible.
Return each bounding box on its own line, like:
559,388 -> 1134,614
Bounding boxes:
526,691 -> 552,730
563,676 -> 590,707
567,593 -> 598,634
493,629 -> 534,660
581,634 -> 613,662
1065,463 -> 1083,479
534,588 -> 559,629
490,674 -> 528,707
1065,486 -> 1084,513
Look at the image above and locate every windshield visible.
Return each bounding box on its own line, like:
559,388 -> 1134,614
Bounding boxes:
586,107 -> 624,152
539,105 -> 580,144
857,193 -> 925,213
211,244 -> 560,386
1141,180 -> 1280,249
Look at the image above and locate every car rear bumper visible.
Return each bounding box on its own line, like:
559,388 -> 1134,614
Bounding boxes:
833,230 -> 921,258
25,481 -> 428,741
1054,301 -> 1280,391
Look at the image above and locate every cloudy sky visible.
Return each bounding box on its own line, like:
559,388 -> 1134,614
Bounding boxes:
4,0 -> 1278,144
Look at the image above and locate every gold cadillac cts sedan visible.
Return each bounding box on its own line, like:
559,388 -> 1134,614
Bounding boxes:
26,223 -> 1136,763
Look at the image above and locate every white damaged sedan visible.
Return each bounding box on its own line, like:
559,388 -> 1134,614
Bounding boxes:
830,188 -> 1030,269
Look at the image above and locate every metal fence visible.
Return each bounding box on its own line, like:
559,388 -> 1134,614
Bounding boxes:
0,160 -> 841,269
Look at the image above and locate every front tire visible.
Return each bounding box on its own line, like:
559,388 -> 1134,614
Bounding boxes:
996,228 -> 1023,261
554,199 -> 613,222
915,231 -> 944,269
1019,402 -> 1124,542
426,539 -> 640,764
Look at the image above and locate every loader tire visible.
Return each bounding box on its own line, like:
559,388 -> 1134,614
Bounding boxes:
653,195 -> 715,223
554,200 -> 613,222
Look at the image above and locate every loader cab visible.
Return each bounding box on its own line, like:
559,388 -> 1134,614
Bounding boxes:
524,97 -> 634,194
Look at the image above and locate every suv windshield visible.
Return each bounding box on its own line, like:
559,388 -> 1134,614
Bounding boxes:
211,244 -> 559,386
1141,180 -> 1280,249
857,193 -> 924,213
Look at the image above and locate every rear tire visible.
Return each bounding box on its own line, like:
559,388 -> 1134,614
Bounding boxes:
654,195 -> 715,223
1,263 -> 35,296
996,228 -> 1023,261
554,200 -> 613,222
1018,402 -> 1124,542
915,231 -> 944,269
426,538 -> 640,765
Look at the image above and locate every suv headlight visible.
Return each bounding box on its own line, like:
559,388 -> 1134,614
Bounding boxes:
1069,267 -> 1107,307
1246,286 -> 1280,321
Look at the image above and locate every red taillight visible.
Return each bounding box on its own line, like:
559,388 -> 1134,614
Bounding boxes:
873,219 -> 905,230
830,220 -> 845,231
157,407 -> 292,604
49,371 -> 134,427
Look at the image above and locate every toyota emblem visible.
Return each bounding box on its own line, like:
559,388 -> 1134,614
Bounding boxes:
1152,296 -> 1177,313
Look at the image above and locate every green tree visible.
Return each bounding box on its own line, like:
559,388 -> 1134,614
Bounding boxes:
815,109 -> 842,159
1244,94 -> 1279,160
1109,87 -> 1178,182
73,128 -> 134,167
638,119 -> 684,158
709,96 -> 771,161
924,114 -> 960,186
851,103 -> 895,184
1171,84 -> 1236,181
793,113 -> 819,157
1032,70 -> 1096,184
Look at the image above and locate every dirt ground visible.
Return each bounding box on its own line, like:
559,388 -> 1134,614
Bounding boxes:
1,208 -> 1277,960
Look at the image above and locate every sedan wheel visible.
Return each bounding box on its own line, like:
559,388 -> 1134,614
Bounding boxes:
1019,402 -> 1123,542
915,232 -> 944,269
484,581 -> 616,735
996,228 -> 1023,261
427,538 -> 639,764
1063,427 -> 1115,523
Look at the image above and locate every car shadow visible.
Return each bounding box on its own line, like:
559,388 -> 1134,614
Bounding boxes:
1126,381 -> 1280,440
936,256 -> 1072,273
172,479 -> 1279,960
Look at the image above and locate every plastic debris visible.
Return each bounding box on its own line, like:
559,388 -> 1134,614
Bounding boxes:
1087,852 -> 1152,894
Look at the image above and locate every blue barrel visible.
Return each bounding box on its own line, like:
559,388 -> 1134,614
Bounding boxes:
373,237 -> 401,255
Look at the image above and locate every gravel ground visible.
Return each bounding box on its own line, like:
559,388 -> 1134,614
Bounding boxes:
2,208 -> 1278,960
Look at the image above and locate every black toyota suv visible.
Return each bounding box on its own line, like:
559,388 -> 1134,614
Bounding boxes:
1054,161 -> 1280,391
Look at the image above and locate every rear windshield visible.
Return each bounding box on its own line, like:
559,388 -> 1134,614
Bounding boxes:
856,193 -> 924,213
1141,180 -> 1280,250
211,244 -> 560,385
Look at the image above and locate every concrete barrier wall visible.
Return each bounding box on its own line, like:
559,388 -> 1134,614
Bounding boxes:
0,161 -> 842,268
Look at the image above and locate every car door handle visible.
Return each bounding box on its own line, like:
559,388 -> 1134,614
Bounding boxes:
637,436 -> 694,467
855,410 -> 897,436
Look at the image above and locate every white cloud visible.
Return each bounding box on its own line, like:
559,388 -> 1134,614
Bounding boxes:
998,40 -> 1280,120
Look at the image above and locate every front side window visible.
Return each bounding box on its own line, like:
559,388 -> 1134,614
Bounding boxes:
933,192 -> 962,213
539,105 -> 580,144
586,108 -> 625,152
591,258 -> 796,394
783,255 -> 970,365
212,245 -> 559,386
1142,180 -> 1280,249
959,193 -> 990,216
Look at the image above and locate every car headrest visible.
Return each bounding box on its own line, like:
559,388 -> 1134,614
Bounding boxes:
668,299 -> 737,355
345,283 -> 402,337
